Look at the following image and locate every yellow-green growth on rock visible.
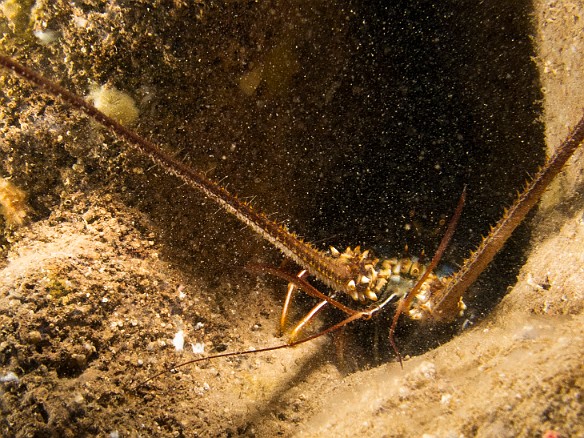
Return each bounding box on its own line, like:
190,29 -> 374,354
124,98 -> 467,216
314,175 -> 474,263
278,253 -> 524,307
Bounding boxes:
88,85 -> 139,126
0,0 -> 34,33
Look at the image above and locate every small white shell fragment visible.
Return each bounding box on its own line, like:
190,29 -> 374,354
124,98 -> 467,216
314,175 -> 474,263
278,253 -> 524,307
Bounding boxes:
191,342 -> 205,354
0,371 -> 19,383
33,30 -> 59,45
440,393 -> 452,405
172,330 -> 185,351
73,16 -> 88,28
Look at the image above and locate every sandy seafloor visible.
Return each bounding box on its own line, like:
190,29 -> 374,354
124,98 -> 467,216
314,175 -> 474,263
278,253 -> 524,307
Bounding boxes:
0,1 -> 582,437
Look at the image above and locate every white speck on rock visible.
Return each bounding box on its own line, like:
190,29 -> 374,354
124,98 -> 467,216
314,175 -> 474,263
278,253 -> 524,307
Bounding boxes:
191,342 -> 205,354
440,393 -> 452,405
0,371 -> 19,384
173,330 -> 185,351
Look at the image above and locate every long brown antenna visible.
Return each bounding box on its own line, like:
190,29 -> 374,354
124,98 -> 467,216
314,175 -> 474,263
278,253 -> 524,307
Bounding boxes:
389,186 -> 466,365
0,54 -> 355,294
135,309 -> 367,389
134,283 -> 399,389
430,113 -> 584,320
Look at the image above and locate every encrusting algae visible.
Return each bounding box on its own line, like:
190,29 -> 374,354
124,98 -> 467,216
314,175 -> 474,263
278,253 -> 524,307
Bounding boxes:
0,176 -> 28,227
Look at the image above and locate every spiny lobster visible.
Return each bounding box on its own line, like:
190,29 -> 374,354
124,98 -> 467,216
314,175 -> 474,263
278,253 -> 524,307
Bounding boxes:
0,53 -> 583,377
